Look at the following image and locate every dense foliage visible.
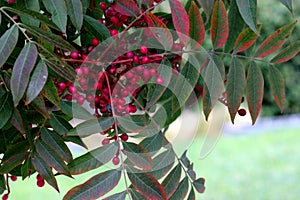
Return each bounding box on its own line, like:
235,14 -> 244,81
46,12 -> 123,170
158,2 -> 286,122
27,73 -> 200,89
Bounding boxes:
0,0 -> 299,199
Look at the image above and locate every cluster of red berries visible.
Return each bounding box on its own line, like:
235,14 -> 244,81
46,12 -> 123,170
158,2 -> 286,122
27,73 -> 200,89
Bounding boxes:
36,174 -> 45,188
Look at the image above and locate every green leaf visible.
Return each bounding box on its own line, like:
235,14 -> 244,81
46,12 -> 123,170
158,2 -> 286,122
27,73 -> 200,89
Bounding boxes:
122,142 -> 152,170
188,0 -> 205,46
139,132 -> 166,155
60,100 -> 94,120
246,62 -> 264,125
234,25 -> 260,53
0,151 -> 28,174
83,15 -> 110,40
63,170 -> 121,200
41,0 -> 67,33
68,142 -> 118,175
35,139 -> 71,176
0,175 -> 5,190
196,0 -> 215,21
255,21 -> 297,58
151,148 -> 175,179
21,24 -> 75,51
0,92 -> 13,129
42,79 -> 60,108
50,113 -> 72,135
41,128 -> 73,163
169,0 -> 190,45
193,178 -> 206,193
236,0 -> 258,34
68,117 -> 114,137
203,57 -> 224,119
11,43 -> 38,106
211,0 -> 229,50
169,177 -> 189,200
44,58 -> 76,82
279,0 -> 293,14
103,191 -> 127,200
0,25 -> 19,68
127,171 -> 167,200
129,189 -> 147,200
10,108 -> 26,135
226,57 -> 246,123
268,65 -> 285,112
225,0 -> 245,53
25,60 -> 48,104
187,188 -> 196,200
180,150 -> 190,168
31,154 -> 59,191
4,7 -> 60,31
162,164 -> 182,198
19,0 -> 40,27
66,0 -> 83,31
271,41 -> 300,64
32,95 -> 49,118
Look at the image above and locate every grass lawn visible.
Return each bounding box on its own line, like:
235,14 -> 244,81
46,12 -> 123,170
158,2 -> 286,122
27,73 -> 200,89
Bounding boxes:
7,127 -> 300,200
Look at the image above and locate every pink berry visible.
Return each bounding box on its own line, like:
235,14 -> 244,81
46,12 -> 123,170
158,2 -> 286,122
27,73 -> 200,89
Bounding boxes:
156,76 -> 164,84
37,179 -> 45,187
68,85 -> 77,94
126,51 -> 134,58
150,68 -> 157,76
2,194 -> 8,200
141,56 -> 149,64
120,134 -> 129,141
58,82 -> 67,91
127,105 -> 137,113
79,77 -> 87,86
99,2 -> 107,10
75,68 -> 83,76
70,51 -> 79,59
102,138 -> 110,145
92,38 -> 99,46
7,0 -> 15,3
83,66 -> 89,75
110,29 -> 118,36
112,156 -> 120,165
133,55 -> 139,64
10,175 -> 17,181
140,46 -> 148,54
77,95 -> 85,105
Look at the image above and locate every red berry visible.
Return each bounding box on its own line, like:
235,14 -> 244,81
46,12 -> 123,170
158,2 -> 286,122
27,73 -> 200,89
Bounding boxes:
92,38 -> 99,46
110,16 -> 119,25
10,175 -> 17,181
70,51 -> 79,59
102,138 -> 110,145
140,46 -> 148,54
112,156 -> 120,165
133,55 -> 139,64
7,0 -> 15,3
141,56 -> 149,64
238,109 -> 247,116
156,76 -> 164,84
57,82 -> 67,91
110,29 -> 118,36
68,85 -> 77,94
75,68 -> 83,76
79,77 -> 87,86
127,105 -> 137,113
64,94 -> 73,101
99,2 -> 107,10
120,134 -> 129,141
82,66 -> 89,75
2,194 -> 8,200
37,179 -> 45,187
36,174 -> 43,180
77,95 -> 85,105
126,51 -> 134,58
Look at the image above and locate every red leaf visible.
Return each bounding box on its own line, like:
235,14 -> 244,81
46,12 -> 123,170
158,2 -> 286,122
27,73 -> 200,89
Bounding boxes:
246,62 -> 264,125
226,57 -> 246,123
112,0 -> 140,16
234,25 -> 260,53
144,13 -> 173,49
255,21 -> 297,58
188,0 -> 205,46
169,0 -> 190,45
268,65 -> 285,112
211,0 -> 229,49
128,171 -> 167,200
271,41 -> 300,63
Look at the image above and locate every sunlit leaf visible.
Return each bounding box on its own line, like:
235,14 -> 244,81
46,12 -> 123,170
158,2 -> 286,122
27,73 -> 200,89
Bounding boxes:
236,0 -> 258,34
11,43 -> 38,106
66,0 -> 83,30
268,65 -> 285,112
211,0 -> 229,49
162,164 -> 182,198
271,41 -> 300,64
130,189 -> 147,200
26,60 -> 48,104
127,170 -> 167,200
169,177 -> 189,200
151,148 -> 175,179
246,62 -> 264,124
63,170 -> 121,200
255,21 -> 297,58
41,0 -> 67,33
0,25 -> 19,68
169,0 -> 190,45
68,142 -> 118,175
226,57 -> 246,123
188,0 -> 205,46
